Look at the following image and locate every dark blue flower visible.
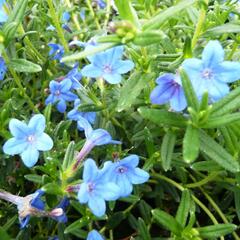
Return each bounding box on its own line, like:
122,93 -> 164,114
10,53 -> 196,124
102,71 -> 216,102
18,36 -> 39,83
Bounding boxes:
87,230 -> 105,240
182,40 -> 240,102
77,159 -> 120,217
3,115 -> 53,168
0,57 -> 7,80
50,197 -> 69,223
48,43 -> 64,61
150,73 -> 187,111
66,64 -> 82,89
81,46 -> 134,84
102,155 -> 149,197
67,99 -> 96,124
45,79 -> 78,113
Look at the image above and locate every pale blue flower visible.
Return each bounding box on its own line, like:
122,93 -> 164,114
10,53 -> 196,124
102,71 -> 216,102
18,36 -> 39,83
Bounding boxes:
67,99 -> 96,124
45,79 -> 78,113
66,64 -> 82,89
3,114 -> 53,168
87,230 -> 104,240
77,159 -> 120,217
103,155 -> 150,197
0,0 -> 8,23
182,40 -> 240,102
81,46 -> 134,84
150,73 -> 187,111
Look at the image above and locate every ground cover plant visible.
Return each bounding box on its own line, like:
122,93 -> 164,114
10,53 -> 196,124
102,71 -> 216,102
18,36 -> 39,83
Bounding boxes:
0,0 -> 240,239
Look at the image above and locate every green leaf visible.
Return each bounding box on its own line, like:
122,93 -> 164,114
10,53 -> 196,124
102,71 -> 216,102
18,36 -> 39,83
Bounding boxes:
62,141 -> 75,170
133,31 -> 166,46
61,43 -> 117,62
24,174 -> 42,184
0,227 -> 11,240
64,218 -> 89,234
42,183 -> 63,195
234,187 -> 240,221
2,216 -> 17,231
138,107 -> 187,128
114,0 -> 140,28
8,59 -> 42,73
179,68 -> 199,111
176,190 -> 191,228
161,131 -> 176,171
138,218 -> 151,240
77,103 -> 104,112
152,209 -> 183,236
203,113 -> 240,128
106,212 -> 126,229
199,131 -> 240,173
210,86 -> 240,117
205,23 -> 240,35
197,224 -> 237,238
183,125 -> 199,163
117,72 -> 154,112
191,160 -> 222,172
143,0 -> 196,30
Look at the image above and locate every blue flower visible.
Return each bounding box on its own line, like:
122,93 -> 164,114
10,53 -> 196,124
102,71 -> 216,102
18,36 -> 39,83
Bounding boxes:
48,43 -> 64,61
0,0 -> 8,23
77,159 -> 120,217
72,116 -> 120,170
67,99 -> 96,124
66,64 -> 82,89
17,189 -> 45,228
50,197 -> 69,223
150,73 -> 187,111
3,114 -> 53,168
45,79 -> 78,113
47,11 -> 71,32
81,46 -> 134,84
94,0 -> 106,9
102,155 -> 150,197
87,230 -> 105,240
182,40 -> 240,102
0,57 -> 7,80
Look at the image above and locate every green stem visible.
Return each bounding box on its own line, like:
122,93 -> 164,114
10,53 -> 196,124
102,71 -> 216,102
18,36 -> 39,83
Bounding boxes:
104,0 -> 111,28
47,0 -> 69,51
86,0 -> 101,30
227,42 -> 238,60
64,0 -> 81,31
2,51 -> 39,113
191,0 -> 209,48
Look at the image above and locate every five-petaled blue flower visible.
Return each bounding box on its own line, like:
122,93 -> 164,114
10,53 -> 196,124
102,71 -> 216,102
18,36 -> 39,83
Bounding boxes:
45,79 -> 78,113
103,155 -> 149,197
0,57 -> 7,80
67,99 -> 96,124
3,114 -> 53,168
66,64 -> 82,89
48,43 -> 64,61
81,46 -> 134,84
150,73 -> 187,111
87,230 -> 105,240
182,40 -> 240,102
0,0 -> 8,23
77,159 -> 120,217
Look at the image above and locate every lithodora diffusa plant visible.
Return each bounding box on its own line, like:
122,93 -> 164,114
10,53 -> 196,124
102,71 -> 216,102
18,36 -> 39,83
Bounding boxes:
1,0 -> 240,239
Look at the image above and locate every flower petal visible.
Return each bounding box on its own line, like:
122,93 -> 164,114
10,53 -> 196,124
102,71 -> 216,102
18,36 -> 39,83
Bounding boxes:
128,168 -> 150,184
207,79 -> 229,102
9,119 -> 29,138
114,60 -> 134,74
116,174 -> 133,197
97,182 -> 120,201
77,116 -> 93,138
87,230 -> 104,240
102,73 -> 122,84
77,183 -> 90,203
150,84 -> 175,105
57,99 -> 67,113
83,158 -> 99,182
3,138 -> 28,155
28,114 -> 46,135
89,129 -> 112,146
60,78 -> 72,92
202,40 -> 224,68
105,46 -> 124,63
81,64 -> 102,78
121,155 -> 139,168
20,146 -> 39,168
217,61 -> 240,83
169,87 -> 187,111
88,196 -> 106,217
36,133 -> 53,151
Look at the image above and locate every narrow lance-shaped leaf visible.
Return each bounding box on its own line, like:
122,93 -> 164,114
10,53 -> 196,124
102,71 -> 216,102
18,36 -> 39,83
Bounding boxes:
138,107 -> 188,128
176,190 -> 191,228
152,209 -> 183,236
62,141 -> 75,170
8,59 -> 42,73
138,218 -> 151,240
161,131 -> 176,171
199,130 -> 240,173
197,224 -> 237,238
183,125 -> 199,163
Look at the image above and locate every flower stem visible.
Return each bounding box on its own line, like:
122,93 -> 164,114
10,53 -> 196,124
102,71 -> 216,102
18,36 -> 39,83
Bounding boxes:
191,0 -> 209,48
86,0 -> 101,30
2,51 -> 39,113
47,0 -> 69,51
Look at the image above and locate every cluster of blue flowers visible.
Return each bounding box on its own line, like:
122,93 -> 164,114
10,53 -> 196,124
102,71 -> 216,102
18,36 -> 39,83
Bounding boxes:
151,41 -> 240,111
78,156 -> 149,217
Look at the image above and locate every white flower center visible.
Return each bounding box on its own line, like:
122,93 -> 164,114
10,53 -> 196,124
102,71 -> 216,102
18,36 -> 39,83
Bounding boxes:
103,64 -> 112,74
202,68 -> 213,79
117,166 -> 127,174
27,135 -> 35,143
54,90 -> 61,96
87,182 -> 95,192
